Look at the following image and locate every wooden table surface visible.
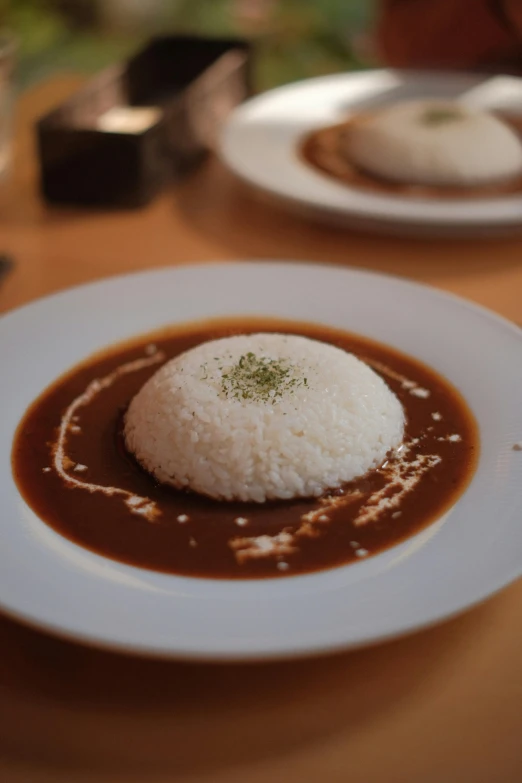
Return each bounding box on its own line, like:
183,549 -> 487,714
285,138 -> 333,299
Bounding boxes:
0,76 -> 521,783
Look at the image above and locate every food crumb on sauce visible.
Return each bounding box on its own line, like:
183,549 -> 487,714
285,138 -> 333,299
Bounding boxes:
234,517 -> 249,527
177,514 -> 189,523
126,495 -> 143,507
432,412 -> 442,421
189,537 -> 197,547
277,561 -> 290,571
131,502 -> 157,518
70,424 -> 82,434
410,387 -> 430,399
349,541 -> 360,548
392,511 -> 402,519
73,463 -> 88,472
318,514 -> 329,522
231,531 -> 297,563
42,467 -> 51,473
355,548 -> 369,558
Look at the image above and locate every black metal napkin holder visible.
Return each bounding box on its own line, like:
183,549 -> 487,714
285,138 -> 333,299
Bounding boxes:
37,35 -> 252,207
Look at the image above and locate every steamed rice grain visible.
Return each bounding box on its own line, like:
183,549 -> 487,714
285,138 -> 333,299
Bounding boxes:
347,100 -> 522,187
124,333 -> 405,502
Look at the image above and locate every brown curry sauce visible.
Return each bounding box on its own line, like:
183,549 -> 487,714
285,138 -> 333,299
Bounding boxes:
12,319 -> 478,579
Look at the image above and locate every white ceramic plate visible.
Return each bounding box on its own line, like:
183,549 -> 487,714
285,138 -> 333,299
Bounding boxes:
1,262 -> 522,660
220,70 -> 522,237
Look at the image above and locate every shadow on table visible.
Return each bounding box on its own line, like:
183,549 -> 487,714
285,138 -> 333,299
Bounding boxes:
0,592 -> 502,781
175,158 -> 522,279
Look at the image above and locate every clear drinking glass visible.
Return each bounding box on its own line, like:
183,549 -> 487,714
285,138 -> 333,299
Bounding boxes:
0,31 -> 16,180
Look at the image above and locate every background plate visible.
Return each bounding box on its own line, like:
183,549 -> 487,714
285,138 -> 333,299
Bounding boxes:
220,71 -> 522,237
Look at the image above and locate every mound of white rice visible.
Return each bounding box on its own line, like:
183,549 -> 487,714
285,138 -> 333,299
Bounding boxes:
347,99 -> 522,187
124,333 -> 404,503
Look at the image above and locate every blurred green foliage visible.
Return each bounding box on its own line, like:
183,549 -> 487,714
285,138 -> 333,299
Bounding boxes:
2,1 -> 67,59
2,0 -> 375,90
169,0 -> 376,89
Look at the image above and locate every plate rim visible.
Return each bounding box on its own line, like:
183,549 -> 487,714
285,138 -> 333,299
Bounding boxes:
3,260 -> 521,339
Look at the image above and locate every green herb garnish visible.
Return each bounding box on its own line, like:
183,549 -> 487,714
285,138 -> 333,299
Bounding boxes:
420,107 -> 464,126
220,352 -> 307,403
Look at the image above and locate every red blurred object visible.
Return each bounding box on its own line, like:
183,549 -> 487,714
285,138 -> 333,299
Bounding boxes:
377,0 -> 521,71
